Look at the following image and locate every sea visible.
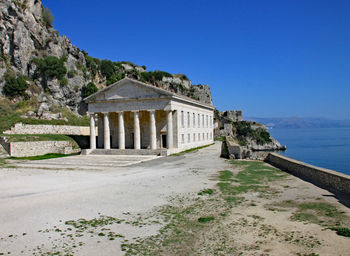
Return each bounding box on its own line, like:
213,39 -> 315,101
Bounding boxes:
269,127 -> 350,176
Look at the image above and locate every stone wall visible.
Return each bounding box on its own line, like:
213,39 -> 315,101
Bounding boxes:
4,123 -> 91,136
265,153 -> 350,195
221,136 -> 251,159
9,141 -> 80,157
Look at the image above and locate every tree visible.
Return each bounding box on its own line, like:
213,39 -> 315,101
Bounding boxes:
82,82 -> 98,98
3,75 -> 28,98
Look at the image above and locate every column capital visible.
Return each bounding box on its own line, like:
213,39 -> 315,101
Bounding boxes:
131,110 -> 140,113
102,112 -> 110,115
87,112 -> 95,115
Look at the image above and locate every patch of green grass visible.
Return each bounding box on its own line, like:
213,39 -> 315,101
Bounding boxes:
198,188 -> 215,195
330,227 -> 350,237
217,161 -> 286,197
8,153 -> 78,161
214,136 -> 225,141
218,170 -> 234,181
171,143 -> 214,156
198,216 -> 214,223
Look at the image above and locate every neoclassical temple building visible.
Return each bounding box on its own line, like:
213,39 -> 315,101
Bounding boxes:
84,78 -> 215,155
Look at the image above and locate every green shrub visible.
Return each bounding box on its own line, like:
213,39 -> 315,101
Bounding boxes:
2,75 -> 28,98
83,52 -> 101,77
100,60 -> 115,79
81,82 -> 98,98
232,121 -> 272,145
107,73 -> 125,85
60,77 -> 68,86
140,70 -> 172,83
32,55 -> 67,80
42,6 -> 54,27
67,70 -> 76,78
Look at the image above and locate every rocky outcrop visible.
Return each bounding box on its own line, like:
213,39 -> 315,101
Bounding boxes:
247,137 -> 286,151
0,0 -> 213,116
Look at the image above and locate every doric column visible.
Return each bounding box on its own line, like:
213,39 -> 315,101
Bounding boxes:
89,113 -> 96,149
133,111 -> 141,149
166,110 -> 173,149
103,112 -> 110,149
118,112 -> 125,149
149,110 -> 157,149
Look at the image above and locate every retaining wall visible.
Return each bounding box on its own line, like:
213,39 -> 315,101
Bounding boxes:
9,141 -> 80,157
265,152 -> 350,196
4,123 -> 92,136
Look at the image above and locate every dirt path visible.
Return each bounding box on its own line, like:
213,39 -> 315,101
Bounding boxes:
0,142 -> 349,255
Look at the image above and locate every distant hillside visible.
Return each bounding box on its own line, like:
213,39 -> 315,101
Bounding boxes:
247,117 -> 350,129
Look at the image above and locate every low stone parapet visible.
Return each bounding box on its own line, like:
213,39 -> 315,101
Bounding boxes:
7,141 -> 80,157
265,153 -> 350,196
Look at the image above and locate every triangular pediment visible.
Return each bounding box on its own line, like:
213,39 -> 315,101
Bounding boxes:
85,78 -> 173,102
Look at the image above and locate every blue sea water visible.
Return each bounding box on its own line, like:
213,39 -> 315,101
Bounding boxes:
269,127 -> 350,176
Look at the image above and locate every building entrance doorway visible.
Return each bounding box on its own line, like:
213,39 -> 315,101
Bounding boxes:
161,134 -> 167,148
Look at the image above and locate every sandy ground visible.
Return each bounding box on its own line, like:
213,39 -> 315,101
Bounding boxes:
0,142 -> 349,255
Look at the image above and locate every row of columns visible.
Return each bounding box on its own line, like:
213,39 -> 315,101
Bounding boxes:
89,110 -> 173,150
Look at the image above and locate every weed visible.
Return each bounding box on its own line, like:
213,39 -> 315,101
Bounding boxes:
198,188 -> 215,195
198,216 -> 215,223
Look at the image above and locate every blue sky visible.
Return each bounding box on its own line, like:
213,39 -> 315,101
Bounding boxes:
43,0 -> 350,119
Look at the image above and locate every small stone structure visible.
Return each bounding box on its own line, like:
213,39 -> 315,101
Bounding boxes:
4,123 -> 91,136
84,78 -> 215,155
221,136 -> 251,159
4,140 -> 80,157
265,153 -> 350,196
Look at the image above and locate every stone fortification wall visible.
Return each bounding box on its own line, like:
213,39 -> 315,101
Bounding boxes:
4,123 -> 91,136
265,153 -> 350,196
9,141 -> 80,157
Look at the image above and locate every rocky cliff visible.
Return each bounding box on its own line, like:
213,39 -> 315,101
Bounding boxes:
0,0 -> 212,118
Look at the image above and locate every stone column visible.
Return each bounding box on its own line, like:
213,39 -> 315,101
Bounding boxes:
89,113 -> 96,149
149,110 -> 157,149
133,111 -> 141,149
118,112 -> 125,149
103,112 -> 110,149
166,110 -> 173,149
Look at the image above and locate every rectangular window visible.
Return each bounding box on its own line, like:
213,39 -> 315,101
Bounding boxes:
198,114 -> 200,128
188,133 -> 190,143
198,133 -> 200,141
193,133 -> 196,142
202,114 -> 204,127
181,134 -> 184,144
187,112 -> 190,128
193,113 -> 195,127
203,133 -> 205,140
207,133 -> 208,140
181,111 -> 184,128
206,115 -> 208,127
